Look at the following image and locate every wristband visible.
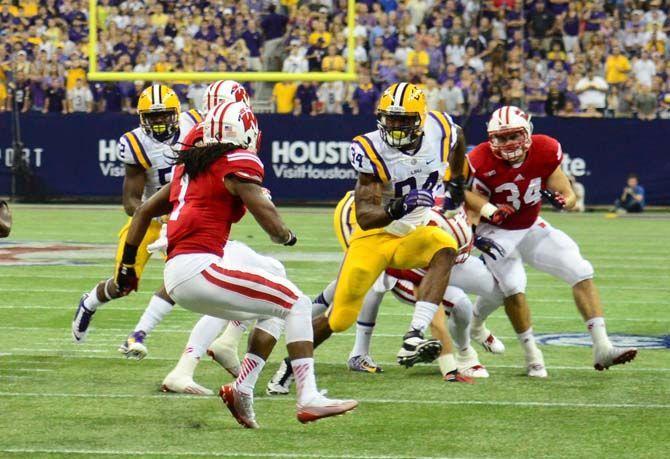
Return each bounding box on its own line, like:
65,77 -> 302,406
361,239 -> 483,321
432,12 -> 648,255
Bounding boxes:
480,203 -> 498,220
283,231 -> 297,246
121,243 -> 139,265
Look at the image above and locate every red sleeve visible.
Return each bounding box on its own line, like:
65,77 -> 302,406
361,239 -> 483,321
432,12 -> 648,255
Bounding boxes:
181,125 -> 204,150
532,135 -> 563,176
222,150 -> 265,184
466,142 -> 490,177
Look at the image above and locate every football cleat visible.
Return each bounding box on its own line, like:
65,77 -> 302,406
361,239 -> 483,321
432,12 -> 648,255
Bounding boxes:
526,350 -> 548,378
347,355 -> 383,373
397,329 -> 442,368
593,346 -> 637,371
220,383 -> 259,429
266,357 -> 294,395
443,369 -> 475,384
456,346 -> 489,378
478,333 -> 505,354
72,294 -> 95,343
118,331 -> 148,360
161,370 -> 213,396
296,393 -> 358,424
206,342 -> 241,378
460,364 -> 490,378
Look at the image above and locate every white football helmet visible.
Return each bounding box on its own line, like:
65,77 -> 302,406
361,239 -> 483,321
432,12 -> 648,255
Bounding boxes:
202,80 -> 251,113
487,106 -> 533,162
203,101 -> 261,153
425,207 -> 473,264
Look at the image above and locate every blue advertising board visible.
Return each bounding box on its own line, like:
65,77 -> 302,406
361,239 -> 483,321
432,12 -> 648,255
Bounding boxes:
1,113 -> 668,204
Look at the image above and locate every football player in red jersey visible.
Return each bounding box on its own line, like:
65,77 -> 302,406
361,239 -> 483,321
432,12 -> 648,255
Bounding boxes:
467,106 -> 637,377
115,101 -> 357,428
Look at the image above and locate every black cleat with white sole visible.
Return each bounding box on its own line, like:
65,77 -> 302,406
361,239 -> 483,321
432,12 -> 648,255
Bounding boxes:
396,329 -> 442,368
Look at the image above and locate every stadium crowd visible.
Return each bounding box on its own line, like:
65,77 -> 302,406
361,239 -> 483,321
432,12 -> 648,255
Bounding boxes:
2,0 -> 670,119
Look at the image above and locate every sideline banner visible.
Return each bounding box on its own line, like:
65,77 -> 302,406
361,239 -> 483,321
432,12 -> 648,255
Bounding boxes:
0,113 -> 668,204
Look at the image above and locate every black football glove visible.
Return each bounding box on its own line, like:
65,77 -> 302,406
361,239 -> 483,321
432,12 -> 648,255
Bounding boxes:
446,176 -> 466,208
540,189 -> 567,209
474,235 -> 506,260
116,264 -> 139,295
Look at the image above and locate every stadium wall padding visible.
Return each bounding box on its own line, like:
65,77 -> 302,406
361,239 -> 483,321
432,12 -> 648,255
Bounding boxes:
1,113 -> 669,205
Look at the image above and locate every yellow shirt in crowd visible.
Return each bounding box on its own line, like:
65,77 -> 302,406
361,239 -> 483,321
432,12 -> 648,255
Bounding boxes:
407,50 -> 429,69
273,82 -> 297,114
604,54 -> 631,84
66,67 -> 86,90
322,55 -> 345,72
309,31 -> 332,47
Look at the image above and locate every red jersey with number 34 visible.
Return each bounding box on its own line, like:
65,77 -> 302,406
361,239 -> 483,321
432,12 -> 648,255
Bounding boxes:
468,134 -> 563,230
166,144 -> 264,260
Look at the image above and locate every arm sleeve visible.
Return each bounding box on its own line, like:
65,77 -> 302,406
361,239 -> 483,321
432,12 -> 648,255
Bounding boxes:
349,139 -> 376,176
117,133 -> 141,167
221,153 -> 265,184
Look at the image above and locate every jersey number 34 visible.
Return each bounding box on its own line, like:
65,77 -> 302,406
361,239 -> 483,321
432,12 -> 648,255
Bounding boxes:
472,177 -> 542,210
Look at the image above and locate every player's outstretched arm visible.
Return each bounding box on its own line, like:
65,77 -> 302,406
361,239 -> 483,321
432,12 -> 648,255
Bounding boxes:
446,127 -> 467,207
122,164 -> 147,216
228,176 -> 296,245
354,173 -> 394,230
126,185 -> 173,248
117,184 -> 173,294
546,166 -> 577,210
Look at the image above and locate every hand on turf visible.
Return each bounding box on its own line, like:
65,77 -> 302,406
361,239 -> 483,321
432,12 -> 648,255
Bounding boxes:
490,204 -> 515,225
474,235 -> 506,260
116,264 -> 139,295
540,189 -> 566,209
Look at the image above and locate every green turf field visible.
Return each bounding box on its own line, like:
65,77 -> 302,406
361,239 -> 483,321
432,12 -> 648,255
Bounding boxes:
0,205 -> 668,459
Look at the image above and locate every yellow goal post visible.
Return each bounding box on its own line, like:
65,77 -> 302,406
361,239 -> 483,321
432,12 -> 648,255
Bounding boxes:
87,0 -> 358,82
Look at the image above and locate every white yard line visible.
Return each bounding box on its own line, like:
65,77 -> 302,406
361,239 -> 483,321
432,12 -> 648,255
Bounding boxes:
1,284 -> 668,294
0,391 -> 666,409
0,448 -> 454,459
1,351 -> 669,372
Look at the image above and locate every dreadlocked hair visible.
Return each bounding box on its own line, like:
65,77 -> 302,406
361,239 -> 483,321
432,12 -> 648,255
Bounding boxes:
173,143 -> 239,179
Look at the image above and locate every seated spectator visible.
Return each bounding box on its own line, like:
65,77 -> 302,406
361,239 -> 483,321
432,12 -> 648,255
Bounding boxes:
445,34 -> 466,68
443,78 -> 464,116
322,44 -> 346,72
43,79 -> 67,114
632,51 -> 656,87
613,174 -> 645,213
294,81 -> 318,116
272,81 -> 298,114
423,78 -> 444,111
545,80 -> 566,116
525,71 -> 547,116
351,74 -> 379,115
406,40 -> 429,75
67,77 -> 93,113
634,83 -> 658,120
282,40 -> 308,73
316,81 -> 344,114
575,69 -> 608,112
605,46 -> 631,86
557,99 -> 584,117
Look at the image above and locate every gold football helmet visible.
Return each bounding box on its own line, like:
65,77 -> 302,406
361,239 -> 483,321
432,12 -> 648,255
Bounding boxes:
376,82 -> 427,151
137,84 -> 181,142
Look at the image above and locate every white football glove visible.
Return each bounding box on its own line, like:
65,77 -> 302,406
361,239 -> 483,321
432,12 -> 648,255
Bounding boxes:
147,223 -> 168,255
